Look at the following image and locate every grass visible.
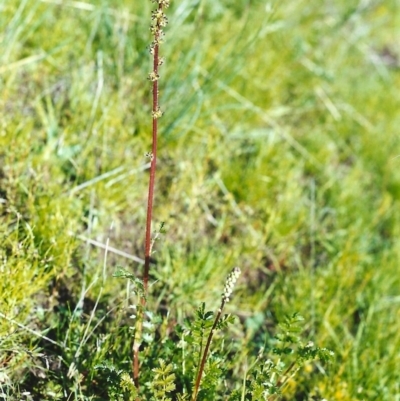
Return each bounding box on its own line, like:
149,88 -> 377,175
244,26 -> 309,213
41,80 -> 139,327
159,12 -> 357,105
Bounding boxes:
1,0 -> 400,399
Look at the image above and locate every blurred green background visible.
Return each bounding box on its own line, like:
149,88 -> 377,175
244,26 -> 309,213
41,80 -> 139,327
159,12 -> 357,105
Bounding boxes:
0,0 -> 399,399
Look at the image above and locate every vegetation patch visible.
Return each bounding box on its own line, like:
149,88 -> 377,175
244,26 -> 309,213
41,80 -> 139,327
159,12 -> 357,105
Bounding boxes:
1,0 -> 399,400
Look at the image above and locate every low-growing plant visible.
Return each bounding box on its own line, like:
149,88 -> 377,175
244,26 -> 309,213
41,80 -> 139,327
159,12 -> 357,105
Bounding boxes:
228,313 -> 334,400
100,266 -> 333,400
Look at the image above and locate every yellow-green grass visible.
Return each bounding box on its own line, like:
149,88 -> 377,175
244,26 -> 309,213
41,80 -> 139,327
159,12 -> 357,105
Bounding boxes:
1,0 -> 399,399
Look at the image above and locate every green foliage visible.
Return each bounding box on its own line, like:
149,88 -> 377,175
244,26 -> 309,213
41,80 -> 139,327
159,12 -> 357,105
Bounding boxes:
95,362 -> 138,400
101,304 -> 331,400
186,302 -> 235,399
230,314 -> 334,401
190,302 -> 215,358
113,267 -> 146,300
149,359 -> 176,401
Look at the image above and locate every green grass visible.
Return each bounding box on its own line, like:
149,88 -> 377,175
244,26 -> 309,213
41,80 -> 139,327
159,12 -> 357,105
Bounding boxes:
1,0 -> 400,399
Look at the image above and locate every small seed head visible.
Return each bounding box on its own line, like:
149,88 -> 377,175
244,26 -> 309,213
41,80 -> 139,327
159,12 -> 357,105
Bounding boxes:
222,267 -> 241,303
159,0 -> 170,7
158,15 -> 168,27
151,9 -> 161,19
151,0 -> 170,6
150,24 -> 158,34
152,108 -> 163,119
148,72 -> 159,82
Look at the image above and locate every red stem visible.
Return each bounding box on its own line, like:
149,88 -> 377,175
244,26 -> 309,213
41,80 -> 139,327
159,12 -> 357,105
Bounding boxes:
144,12 -> 161,293
134,1 -> 163,389
192,301 -> 225,401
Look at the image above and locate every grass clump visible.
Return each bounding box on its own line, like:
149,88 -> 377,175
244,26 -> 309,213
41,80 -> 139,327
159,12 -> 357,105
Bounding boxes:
1,0 -> 400,400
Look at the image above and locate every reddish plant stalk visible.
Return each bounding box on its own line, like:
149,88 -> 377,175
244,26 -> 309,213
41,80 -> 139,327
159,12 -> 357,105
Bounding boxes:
192,268 -> 241,401
143,19 -> 161,293
192,305 -> 224,401
133,0 -> 167,389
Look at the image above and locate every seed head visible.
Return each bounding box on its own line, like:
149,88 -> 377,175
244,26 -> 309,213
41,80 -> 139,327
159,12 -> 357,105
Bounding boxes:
148,72 -> 159,82
222,267 -> 241,303
158,15 -> 168,27
152,108 -> 163,119
159,0 -> 170,7
151,9 -> 164,21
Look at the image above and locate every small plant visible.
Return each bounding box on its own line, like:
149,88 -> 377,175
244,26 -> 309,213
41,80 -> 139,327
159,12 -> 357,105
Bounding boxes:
113,257 -> 332,400
112,265 -> 241,400
191,267 -> 241,401
228,313 -> 334,400
104,1 -> 334,400
149,359 -> 176,401
95,362 -> 138,400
